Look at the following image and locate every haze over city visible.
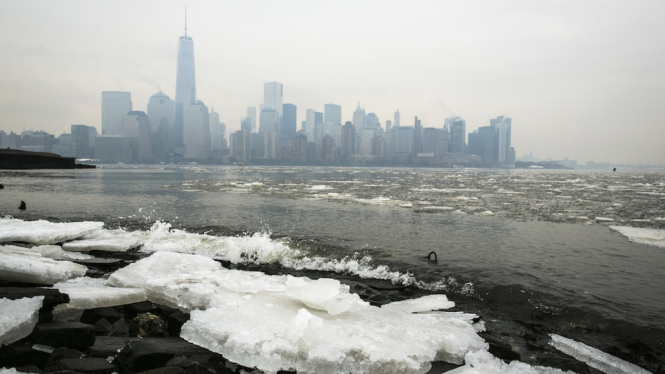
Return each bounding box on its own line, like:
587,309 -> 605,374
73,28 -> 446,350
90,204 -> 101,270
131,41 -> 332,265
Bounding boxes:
1,0 -> 664,165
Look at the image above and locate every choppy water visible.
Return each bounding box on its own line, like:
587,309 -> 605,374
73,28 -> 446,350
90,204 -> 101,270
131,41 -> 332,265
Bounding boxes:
1,165 -> 665,370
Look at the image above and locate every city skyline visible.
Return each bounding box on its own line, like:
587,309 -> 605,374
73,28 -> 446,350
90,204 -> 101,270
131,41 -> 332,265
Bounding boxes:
1,1 -> 664,164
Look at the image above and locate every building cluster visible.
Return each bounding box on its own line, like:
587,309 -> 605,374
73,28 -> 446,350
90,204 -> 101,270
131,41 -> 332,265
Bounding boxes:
0,22 -> 516,167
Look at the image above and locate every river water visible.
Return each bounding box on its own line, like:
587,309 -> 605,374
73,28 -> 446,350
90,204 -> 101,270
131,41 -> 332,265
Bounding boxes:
1,165 -> 664,371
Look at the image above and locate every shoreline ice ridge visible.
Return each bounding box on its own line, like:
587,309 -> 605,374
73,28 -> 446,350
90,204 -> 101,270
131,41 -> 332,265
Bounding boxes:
108,251 -> 489,374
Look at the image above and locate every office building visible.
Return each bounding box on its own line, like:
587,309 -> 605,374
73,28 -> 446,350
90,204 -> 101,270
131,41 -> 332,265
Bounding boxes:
281,103 -> 297,138
324,103 -> 342,126
263,82 -> 283,118
101,91 -> 131,135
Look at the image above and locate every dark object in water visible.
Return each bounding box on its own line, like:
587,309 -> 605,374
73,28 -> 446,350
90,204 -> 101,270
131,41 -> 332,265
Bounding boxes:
19,201 -> 26,210
0,184 -> 4,189
613,167 -> 617,171
428,251 -> 438,262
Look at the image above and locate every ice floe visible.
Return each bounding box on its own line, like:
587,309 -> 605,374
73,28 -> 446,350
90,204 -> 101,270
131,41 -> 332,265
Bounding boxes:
0,218 -> 103,245
609,226 -> 665,248
0,296 -> 43,346
550,334 -> 650,374
62,228 -> 144,252
109,251 -> 488,373
53,277 -> 147,310
0,245 -> 87,284
381,294 -> 455,313
448,350 -> 570,374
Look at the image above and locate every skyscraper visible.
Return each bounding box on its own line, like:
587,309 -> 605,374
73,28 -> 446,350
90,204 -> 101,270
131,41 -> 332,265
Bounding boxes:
174,15 -> 196,147
324,104 -> 342,126
412,116 -> 423,155
263,82 -> 283,118
352,103 -> 366,135
447,117 -> 466,154
101,91 -> 131,135
281,103 -> 297,138
247,107 -> 257,132
394,109 -> 401,127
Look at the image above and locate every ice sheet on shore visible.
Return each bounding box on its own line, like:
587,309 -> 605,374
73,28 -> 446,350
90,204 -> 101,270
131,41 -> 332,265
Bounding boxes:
54,277 -> 147,309
109,252 -> 487,373
0,296 -> 44,346
550,334 -> 650,374
609,226 -> 665,248
1,245 -> 94,261
62,228 -> 144,252
447,350 -> 570,374
0,218 -> 103,245
0,246 -> 88,285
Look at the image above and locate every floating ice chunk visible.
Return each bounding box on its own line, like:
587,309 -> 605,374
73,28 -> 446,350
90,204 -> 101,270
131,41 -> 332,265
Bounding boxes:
423,206 -> 454,211
382,295 -> 455,313
447,350 -> 569,374
0,218 -> 103,245
309,185 -> 331,190
550,334 -> 650,374
54,277 -> 147,309
62,228 -> 144,252
0,247 -> 87,285
0,296 -> 44,346
399,203 -> 413,208
479,211 -> 494,216
609,226 -> 665,248
595,217 -> 614,223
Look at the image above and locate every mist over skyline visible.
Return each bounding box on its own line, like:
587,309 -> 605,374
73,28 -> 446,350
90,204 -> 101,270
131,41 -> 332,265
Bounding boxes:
1,0 -> 664,164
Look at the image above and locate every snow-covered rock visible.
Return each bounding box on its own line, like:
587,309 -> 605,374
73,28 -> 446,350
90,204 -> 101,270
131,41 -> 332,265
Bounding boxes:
0,296 -> 43,346
0,218 -> 103,245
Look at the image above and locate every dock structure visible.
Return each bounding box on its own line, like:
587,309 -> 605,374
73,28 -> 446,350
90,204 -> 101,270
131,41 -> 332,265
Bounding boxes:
0,149 -> 94,169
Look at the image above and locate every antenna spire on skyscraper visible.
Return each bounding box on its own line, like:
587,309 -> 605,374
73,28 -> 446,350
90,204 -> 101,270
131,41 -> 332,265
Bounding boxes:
184,6 -> 187,37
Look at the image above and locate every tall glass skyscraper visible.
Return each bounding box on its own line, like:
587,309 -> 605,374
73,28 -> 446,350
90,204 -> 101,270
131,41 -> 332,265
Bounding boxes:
174,17 -> 196,147
263,82 -> 283,118
101,91 -> 131,135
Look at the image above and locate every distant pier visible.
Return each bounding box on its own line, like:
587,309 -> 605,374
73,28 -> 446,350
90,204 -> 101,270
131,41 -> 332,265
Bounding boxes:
0,149 -> 95,169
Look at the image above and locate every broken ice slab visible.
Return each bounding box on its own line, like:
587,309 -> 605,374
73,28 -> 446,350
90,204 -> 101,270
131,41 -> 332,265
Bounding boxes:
550,334 -> 651,374
0,244 -> 94,261
0,296 -> 44,346
0,218 -> 103,245
62,229 -> 145,252
53,277 -> 147,310
109,252 -> 488,373
609,226 -> 665,248
381,294 -> 455,313
447,350 -> 570,374
0,248 -> 87,285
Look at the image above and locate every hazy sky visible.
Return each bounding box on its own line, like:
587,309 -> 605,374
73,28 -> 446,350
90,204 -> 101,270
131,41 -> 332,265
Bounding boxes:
1,0 -> 664,164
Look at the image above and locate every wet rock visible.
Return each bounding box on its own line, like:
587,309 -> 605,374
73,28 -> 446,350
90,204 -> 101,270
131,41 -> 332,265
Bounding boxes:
44,347 -> 86,372
166,356 -> 234,374
93,318 -> 114,335
19,201 -> 26,210
136,367 -> 185,374
129,313 -> 168,338
478,332 -> 521,362
84,336 -> 133,358
0,342 -> 50,369
111,318 -> 129,336
124,301 -> 156,320
29,322 -> 95,348
80,308 -> 120,325
167,312 -> 190,336
54,358 -> 118,374
114,338 -> 216,373
15,365 -> 43,374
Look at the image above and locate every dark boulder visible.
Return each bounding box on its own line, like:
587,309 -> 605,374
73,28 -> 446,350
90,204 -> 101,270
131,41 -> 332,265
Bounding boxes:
167,312 -> 190,336
0,342 -> 50,369
80,308 -> 121,325
129,313 -> 169,338
29,322 -> 95,349
44,347 -> 86,372
114,338 -> 218,373
54,358 -> 119,374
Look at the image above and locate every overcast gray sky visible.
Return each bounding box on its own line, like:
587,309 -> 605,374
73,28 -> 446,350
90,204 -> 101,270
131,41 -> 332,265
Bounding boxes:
1,0 -> 664,164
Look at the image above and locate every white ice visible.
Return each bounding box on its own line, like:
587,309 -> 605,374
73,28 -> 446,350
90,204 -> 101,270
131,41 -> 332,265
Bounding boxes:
0,218 -> 103,245
609,226 -> 665,248
447,350 -> 571,374
54,277 -> 147,310
1,245 -> 94,261
0,296 -> 44,346
62,228 -> 144,252
0,246 -> 87,285
0,369 -> 34,374
550,334 -> 650,374
382,294 -> 455,313
109,252 -> 487,374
